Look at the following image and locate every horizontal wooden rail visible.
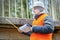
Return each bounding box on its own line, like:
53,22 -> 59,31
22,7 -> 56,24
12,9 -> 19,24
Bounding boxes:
0,17 -> 60,29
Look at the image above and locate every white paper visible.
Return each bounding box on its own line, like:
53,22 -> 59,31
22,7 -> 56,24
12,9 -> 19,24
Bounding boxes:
19,24 -> 31,33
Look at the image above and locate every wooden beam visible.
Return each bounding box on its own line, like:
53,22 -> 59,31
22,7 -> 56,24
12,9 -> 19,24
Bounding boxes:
0,28 -> 29,40
0,17 -> 60,28
0,17 -> 32,25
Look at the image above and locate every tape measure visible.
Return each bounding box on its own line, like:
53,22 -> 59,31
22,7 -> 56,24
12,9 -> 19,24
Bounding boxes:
6,19 -> 18,30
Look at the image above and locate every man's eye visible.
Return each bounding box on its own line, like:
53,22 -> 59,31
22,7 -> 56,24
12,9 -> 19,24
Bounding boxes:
34,8 -> 36,10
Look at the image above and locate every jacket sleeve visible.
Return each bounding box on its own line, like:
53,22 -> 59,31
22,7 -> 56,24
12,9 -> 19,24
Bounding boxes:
32,16 -> 54,34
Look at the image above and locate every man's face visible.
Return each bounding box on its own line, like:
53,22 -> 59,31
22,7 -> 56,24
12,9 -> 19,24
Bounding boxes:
33,8 -> 40,15
33,6 -> 44,15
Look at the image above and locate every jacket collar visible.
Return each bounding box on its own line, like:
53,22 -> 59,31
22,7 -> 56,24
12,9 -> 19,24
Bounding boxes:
34,13 -> 44,20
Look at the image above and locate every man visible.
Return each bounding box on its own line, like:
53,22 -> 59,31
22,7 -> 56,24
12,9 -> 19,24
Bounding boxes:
18,1 -> 54,40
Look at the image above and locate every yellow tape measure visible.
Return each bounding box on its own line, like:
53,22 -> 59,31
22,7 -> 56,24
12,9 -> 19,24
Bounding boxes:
6,19 -> 18,29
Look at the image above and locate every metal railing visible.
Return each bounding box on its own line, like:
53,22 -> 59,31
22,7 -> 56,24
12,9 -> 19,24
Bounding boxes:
48,0 -> 60,21
0,0 -> 33,19
0,0 -> 49,19
0,0 -> 60,21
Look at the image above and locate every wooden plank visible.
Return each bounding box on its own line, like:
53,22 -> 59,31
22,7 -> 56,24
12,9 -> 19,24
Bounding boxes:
53,29 -> 60,40
0,17 -> 32,25
0,17 -> 60,28
0,27 -> 60,40
0,28 -> 29,40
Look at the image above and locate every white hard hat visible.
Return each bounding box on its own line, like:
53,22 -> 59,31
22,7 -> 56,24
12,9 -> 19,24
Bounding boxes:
33,1 -> 45,8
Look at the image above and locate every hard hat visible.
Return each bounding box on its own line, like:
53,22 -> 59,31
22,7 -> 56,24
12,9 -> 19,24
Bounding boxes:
32,1 -> 45,8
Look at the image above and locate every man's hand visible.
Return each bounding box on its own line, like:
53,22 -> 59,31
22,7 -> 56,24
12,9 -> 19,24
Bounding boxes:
18,23 -> 32,33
